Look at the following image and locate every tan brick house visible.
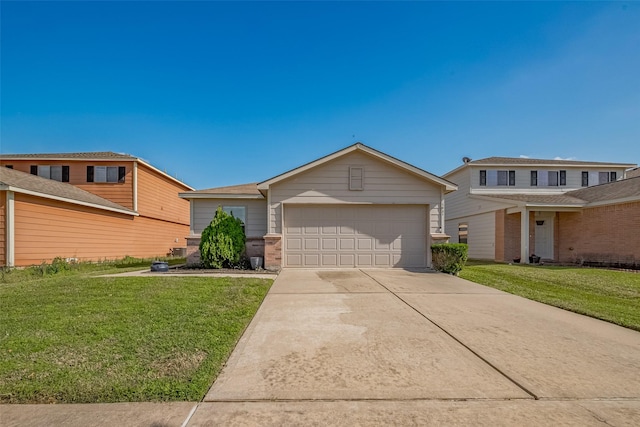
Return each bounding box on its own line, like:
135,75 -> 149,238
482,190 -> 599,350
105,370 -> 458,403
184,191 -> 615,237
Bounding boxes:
444,157 -> 639,268
180,143 -> 457,270
0,152 -> 193,266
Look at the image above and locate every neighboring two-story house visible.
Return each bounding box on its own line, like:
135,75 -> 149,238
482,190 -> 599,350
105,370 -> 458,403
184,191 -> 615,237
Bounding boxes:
0,152 -> 193,267
444,157 -> 639,267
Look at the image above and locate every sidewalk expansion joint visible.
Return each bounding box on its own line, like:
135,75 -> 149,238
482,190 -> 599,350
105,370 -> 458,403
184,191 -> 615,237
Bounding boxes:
359,269 -> 540,401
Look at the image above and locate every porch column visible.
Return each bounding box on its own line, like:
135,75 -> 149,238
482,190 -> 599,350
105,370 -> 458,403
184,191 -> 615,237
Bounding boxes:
520,207 -> 529,264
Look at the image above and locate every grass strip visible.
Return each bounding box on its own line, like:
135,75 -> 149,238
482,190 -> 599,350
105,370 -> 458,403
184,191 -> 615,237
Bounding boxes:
459,261 -> 640,331
0,274 -> 271,403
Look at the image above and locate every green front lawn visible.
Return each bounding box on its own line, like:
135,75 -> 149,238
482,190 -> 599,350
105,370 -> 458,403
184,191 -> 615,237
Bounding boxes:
459,261 -> 640,331
0,263 -> 272,403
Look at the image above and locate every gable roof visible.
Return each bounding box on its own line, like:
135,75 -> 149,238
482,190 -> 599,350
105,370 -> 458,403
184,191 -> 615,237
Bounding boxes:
0,151 -> 194,191
0,167 -> 137,216
257,143 -> 457,192
179,183 -> 263,199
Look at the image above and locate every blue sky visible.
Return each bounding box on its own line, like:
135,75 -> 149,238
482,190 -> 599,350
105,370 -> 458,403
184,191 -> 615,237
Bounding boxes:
2,1 -> 639,189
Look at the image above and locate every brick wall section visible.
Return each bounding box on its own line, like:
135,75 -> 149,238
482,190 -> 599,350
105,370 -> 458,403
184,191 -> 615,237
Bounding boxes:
558,201 -> 640,268
495,209 -> 523,262
264,234 -> 282,271
186,236 -> 201,266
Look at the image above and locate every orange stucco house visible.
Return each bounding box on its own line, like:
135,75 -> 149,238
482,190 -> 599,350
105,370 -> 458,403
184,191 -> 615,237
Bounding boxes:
0,152 -> 193,267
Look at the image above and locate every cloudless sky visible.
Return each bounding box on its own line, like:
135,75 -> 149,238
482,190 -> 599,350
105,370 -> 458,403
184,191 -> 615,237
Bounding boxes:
2,1 -> 639,189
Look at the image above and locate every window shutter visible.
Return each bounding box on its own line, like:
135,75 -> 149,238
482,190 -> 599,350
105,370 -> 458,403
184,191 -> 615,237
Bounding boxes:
30,165 -> 38,175
581,171 -> 589,187
87,166 -> 94,182
610,171 -> 617,182
62,166 -> 70,182
118,166 -> 126,183
559,170 -> 566,186
508,170 -> 515,186
479,170 -> 487,186
530,171 -> 538,186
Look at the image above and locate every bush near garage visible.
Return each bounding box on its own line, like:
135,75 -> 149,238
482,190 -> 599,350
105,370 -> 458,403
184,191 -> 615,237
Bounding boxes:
199,207 -> 246,269
431,243 -> 469,275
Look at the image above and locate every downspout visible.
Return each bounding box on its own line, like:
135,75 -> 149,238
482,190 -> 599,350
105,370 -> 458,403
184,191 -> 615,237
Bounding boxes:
440,187 -> 445,233
132,161 -> 138,212
6,191 -> 15,267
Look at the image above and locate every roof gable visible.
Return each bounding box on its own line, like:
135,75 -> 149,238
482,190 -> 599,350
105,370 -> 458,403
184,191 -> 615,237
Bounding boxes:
258,143 -> 457,192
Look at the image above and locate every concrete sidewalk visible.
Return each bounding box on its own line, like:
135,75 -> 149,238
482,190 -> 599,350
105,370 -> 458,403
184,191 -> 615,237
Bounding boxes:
3,268 -> 639,426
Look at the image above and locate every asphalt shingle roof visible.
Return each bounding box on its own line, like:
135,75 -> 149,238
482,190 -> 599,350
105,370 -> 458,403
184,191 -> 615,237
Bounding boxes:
0,167 -> 136,214
184,183 -> 262,196
0,152 -> 137,160
468,156 -> 635,167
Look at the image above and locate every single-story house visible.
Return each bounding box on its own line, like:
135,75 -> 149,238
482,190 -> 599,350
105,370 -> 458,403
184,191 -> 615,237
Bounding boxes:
180,143 -> 457,270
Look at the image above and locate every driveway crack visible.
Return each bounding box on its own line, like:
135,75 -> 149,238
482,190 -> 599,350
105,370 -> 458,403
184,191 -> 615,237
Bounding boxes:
360,269 -> 540,401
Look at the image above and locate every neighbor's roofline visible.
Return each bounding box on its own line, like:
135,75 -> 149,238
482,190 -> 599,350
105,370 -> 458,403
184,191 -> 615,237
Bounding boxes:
0,184 -> 138,216
1,152 -> 194,191
257,142 -> 457,192
444,158 -> 637,178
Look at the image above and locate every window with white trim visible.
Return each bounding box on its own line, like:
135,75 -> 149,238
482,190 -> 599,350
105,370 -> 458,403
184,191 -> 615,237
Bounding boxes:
482,170 -> 515,186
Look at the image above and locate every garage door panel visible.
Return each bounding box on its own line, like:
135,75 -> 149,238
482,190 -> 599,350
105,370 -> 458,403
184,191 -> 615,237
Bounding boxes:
284,205 -> 426,268
322,238 -> 337,250
322,254 -> 338,266
340,238 -> 355,250
287,238 -> 302,250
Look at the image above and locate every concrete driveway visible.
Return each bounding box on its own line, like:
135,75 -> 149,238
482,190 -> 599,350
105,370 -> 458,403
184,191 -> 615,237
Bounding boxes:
189,269 -> 640,425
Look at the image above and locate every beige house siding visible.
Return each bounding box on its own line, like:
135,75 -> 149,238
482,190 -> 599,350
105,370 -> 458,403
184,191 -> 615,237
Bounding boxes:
445,211 -> 495,259
445,168 -> 512,220
268,151 -> 443,235
191,198 -> 267,238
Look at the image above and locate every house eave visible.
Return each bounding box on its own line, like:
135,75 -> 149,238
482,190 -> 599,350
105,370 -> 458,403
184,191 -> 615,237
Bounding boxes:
179,192 -> 265,200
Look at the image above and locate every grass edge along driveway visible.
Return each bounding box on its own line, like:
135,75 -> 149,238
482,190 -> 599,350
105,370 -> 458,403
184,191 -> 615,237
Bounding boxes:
459,261 -> 640,332
0,274 -> 272,404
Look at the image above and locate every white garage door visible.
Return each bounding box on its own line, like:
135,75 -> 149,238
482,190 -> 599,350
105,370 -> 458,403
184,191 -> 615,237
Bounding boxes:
284,205 -> 427,268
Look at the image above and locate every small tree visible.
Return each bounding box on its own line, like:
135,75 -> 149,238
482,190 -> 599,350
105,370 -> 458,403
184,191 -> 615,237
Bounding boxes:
199,207 -> 246,268
431,243 -> 468,275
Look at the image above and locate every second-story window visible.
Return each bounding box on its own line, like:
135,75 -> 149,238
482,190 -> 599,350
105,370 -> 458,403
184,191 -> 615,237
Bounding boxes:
30,165 -> 70,182
86,166 -> 126,183
483,170 -> 515,186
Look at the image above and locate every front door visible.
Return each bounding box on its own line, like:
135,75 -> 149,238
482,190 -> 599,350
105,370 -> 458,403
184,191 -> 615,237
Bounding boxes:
534,212 -> 554,260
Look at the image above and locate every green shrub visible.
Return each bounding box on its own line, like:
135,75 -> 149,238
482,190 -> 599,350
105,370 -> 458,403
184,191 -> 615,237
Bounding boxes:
431,243 -> 468,275
199,207 -> 246,268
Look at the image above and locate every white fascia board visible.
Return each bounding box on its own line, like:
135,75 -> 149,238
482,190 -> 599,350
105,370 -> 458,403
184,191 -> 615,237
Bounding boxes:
6,186 -> 138,216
